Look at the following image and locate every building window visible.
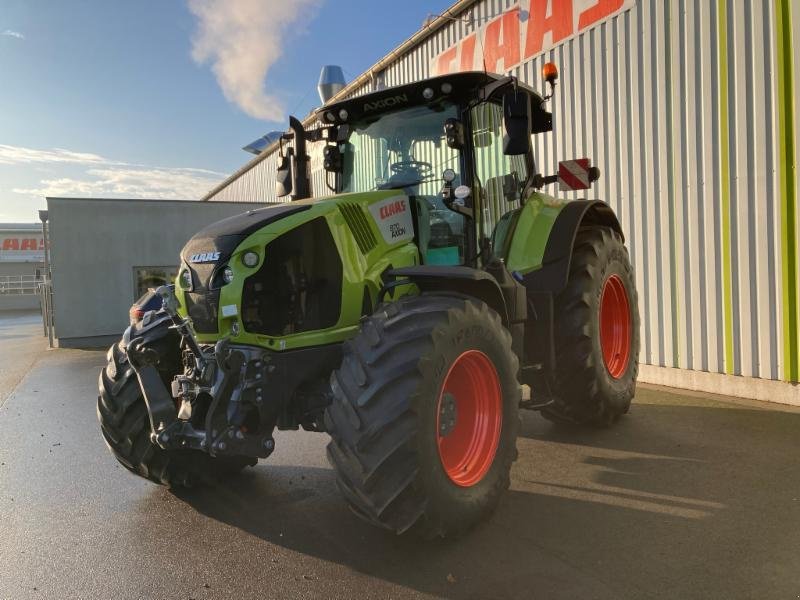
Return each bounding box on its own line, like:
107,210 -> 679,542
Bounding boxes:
133,266 -> 177,301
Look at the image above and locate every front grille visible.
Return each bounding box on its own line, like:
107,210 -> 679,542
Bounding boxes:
186,263 -> 216,290
339,203 -> 377,254
184,290 -> 220,334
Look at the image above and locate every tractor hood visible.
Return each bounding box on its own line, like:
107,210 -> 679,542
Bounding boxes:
175,190 -> 420,343
180,190 -> 414,285
181,203 -> 311,280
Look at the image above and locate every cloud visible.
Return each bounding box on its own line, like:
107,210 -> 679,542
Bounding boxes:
3,144 -> 225,200
188,0 -> 319,122
13,167 -> 224,200
1,30 -> 24,40
0,144 -> 107,166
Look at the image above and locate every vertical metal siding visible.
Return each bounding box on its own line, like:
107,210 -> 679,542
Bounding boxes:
206,0 -> 799,383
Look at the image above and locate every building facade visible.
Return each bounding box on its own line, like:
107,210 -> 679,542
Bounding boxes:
202,0 -> 800,403
0,223 -> 44,310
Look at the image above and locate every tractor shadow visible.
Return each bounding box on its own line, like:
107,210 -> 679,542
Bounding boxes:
175,391 -> 800,600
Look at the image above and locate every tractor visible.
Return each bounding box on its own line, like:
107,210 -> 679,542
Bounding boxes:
97,66 -> 639,537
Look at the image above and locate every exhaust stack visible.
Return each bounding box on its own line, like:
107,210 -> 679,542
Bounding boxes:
318,65 -> 346,104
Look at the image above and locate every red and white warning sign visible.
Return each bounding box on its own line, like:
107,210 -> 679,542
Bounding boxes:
558,158 -> 592,191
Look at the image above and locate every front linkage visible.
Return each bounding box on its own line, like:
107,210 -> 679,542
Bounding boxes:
125,286 -> 275,459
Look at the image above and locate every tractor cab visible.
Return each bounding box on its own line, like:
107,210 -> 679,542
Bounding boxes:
277,71 -> 554,267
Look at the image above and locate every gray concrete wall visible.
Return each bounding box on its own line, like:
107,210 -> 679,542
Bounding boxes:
47,198 -> 260,346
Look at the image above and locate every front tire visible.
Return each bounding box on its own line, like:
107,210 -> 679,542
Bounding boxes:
325,295 -> 520,537
97,338 -> 255,487
542,225 -> 640,426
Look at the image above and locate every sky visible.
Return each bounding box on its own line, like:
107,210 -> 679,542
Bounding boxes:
0,0 -> 454,222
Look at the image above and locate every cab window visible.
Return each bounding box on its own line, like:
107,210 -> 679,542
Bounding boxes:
469,102 -> 529,237
342,103 -> 467,266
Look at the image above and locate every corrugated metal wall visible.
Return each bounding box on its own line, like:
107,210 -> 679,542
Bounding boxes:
206,0 -> 799,384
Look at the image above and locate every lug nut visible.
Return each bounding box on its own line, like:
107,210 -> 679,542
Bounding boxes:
218,441 -> 226,451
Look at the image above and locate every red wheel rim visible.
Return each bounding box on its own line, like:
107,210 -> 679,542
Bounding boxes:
599,274 -> 632,378
436,350 -> 502,487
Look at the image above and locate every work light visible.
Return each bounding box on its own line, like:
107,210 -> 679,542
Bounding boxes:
179,268 -> 192,290
242,251 -> 259,267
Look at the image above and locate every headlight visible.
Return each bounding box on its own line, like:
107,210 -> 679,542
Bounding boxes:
222,266 -> 234,284
242,251 -> 259,267
179,268 -> 192,289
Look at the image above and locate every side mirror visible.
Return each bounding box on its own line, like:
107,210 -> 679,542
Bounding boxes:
276,149 -> 294,198
502,90 -> 531,155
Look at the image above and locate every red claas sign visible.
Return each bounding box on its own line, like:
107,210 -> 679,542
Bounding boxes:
0,235 -> 45,262
2,238 -> 44,251
431,0 -> 635,76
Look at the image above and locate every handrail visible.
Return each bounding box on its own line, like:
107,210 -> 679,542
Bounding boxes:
0,275 -> 43,295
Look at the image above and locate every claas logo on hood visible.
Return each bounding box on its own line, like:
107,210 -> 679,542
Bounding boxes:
189,251 -> 221,263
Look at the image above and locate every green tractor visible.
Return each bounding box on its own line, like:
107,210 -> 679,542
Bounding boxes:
98,67 -> 639,537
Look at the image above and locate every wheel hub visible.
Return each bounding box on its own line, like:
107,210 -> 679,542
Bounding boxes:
438,393 -> 458,437
599,274 -> 632,379
436,350 -> 503,487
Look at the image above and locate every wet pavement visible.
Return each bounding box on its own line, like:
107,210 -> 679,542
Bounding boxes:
0,312 -> 798,599
0,311 -> 46,407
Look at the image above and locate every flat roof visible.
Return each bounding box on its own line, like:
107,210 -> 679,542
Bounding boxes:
0,223 -> 42,231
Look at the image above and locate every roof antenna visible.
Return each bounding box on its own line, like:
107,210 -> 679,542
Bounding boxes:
424,8 -> 507,75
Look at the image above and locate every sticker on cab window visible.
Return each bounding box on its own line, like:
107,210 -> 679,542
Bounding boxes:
368,195 -> 414,244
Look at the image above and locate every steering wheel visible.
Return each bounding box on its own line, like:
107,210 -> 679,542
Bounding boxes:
390,160 -> 433,178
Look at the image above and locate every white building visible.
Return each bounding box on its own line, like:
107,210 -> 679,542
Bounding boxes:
0,223 -> 44,310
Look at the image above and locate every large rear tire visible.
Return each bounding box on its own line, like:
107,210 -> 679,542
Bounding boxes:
542,225 -> 640,426
97,337 -> 255,487
325,295 -> 520,537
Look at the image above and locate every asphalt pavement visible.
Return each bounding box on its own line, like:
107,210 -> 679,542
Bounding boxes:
0,311 -> 46,407
0,312 -> 798,599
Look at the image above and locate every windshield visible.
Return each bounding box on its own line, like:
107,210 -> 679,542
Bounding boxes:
340,103 -> 461,194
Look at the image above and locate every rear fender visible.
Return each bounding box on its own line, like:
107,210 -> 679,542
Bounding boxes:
510,199 -> 623,381
522,199 -> 623,294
